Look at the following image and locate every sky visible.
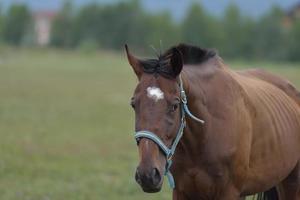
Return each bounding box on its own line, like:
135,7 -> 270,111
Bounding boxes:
2,0 -> 300,20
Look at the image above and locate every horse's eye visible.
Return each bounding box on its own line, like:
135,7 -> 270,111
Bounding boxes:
171,103 -> 179,112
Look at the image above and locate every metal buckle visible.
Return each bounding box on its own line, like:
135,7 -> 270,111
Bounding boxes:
181,90 -> 187,104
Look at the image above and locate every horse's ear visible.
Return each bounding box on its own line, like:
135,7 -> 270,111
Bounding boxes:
125,44 -> 142,78
170,48 -> 183,77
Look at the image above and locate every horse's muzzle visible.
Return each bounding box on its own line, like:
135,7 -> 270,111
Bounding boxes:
135,166 -> 162,193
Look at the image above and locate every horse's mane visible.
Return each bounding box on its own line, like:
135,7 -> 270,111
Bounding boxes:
140,43 -> 217,78
175,43 -> 217,65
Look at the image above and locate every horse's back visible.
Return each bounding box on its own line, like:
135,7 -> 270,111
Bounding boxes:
238,68 -> 300,107
231,68 -> 300,194
236,68 -> 300,132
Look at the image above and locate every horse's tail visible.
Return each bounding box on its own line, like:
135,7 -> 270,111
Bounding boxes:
256,187 -> 279,200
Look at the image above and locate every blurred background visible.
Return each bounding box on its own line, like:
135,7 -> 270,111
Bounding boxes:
0,0 -> 299,199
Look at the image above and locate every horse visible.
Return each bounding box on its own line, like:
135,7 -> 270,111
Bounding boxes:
125,43 -> 300,200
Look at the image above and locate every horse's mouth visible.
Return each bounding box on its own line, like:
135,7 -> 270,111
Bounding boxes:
137,179 -> 163,193
141,185 -> 162,193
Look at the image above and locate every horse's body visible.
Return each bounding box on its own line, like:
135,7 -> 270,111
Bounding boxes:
126,44 -> 300,200
173,62 -> 300,199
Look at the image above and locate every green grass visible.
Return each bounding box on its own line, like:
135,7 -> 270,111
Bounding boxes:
0,48 -> 299,200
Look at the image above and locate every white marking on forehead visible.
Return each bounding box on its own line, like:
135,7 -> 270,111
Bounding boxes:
147,87 -> 164,102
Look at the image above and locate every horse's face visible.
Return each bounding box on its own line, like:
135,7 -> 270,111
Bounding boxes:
125,45 -> 183,193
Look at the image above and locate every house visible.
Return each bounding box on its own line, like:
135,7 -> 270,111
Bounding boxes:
33,11 -> 57,46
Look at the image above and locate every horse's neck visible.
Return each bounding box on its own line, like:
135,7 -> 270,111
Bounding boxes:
175,69 -> 211,160
175,62 -> 235,162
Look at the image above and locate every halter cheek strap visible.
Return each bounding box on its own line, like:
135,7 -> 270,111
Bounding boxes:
134,75 -> 204,189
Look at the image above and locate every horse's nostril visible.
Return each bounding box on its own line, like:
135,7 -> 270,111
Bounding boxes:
135,166 -> 162,190
135,168 -> 142,184
151,168 -> 161,185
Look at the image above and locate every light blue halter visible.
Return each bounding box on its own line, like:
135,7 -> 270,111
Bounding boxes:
134,75 -> 204,189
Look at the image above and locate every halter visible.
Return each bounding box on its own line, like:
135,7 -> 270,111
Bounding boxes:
134,75 -> 204,189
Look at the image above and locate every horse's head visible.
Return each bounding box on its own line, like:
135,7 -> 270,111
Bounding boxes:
125,45 -> 183,192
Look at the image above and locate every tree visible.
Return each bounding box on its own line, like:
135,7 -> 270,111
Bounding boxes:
288,21 -> 300,61
71,3 -> 102,47
69,0 -> 150,50
3,4 -> 30,45
221,3 -> 257,59
144,13 -> 180,51
0,5 -> 4,42
98,0 -> 148,49
238,18 -> 256,60
181,3 -> 223,49
253,6 -> 287,60
222,4 -> 243,58
51,0 -> 74,47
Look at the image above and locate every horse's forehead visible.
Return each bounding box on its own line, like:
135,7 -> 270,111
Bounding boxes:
146,86 -> 164,102
135,75 -> 177,99
135,77 -> 163,99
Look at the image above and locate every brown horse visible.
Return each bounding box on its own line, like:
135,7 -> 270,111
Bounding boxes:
125,43 -> 300,200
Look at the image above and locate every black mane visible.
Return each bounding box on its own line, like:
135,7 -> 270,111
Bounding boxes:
175,43 -> 217,65
140,43 -> 217,78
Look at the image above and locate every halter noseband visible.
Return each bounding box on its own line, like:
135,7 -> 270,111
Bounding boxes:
134,75 -> 204,189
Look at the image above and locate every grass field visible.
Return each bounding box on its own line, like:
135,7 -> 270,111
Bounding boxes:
0,48 -> 299,200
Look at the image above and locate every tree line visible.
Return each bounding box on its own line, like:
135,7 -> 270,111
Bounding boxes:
0,1 -> 300,61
